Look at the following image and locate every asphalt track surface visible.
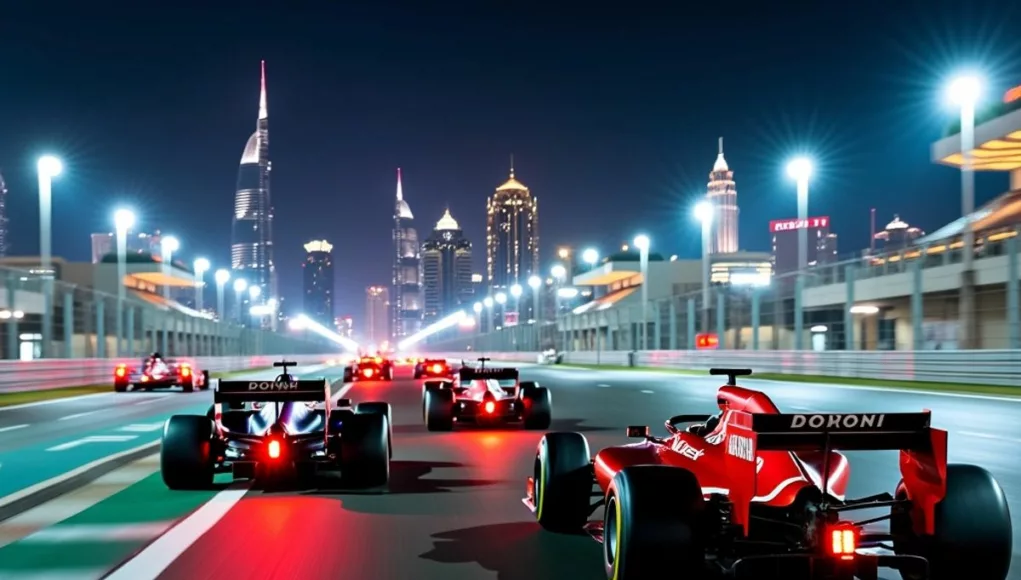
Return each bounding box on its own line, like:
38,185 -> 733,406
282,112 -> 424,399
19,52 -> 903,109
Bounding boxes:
3,363 -> 1019,579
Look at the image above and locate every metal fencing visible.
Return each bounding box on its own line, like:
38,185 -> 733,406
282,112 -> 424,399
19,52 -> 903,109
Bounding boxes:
0,265 -> 332,360
428,228 -> 1020,354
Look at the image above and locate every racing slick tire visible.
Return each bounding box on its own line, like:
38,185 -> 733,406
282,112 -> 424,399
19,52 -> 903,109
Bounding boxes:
523,386 -> 552,430
424,388 -> 455,431
339,412 -> 390,487
343,367 -> 353,383
200,370 -> 210,390
114,382 -> 128,393
356,402 -> 393,459
891,464 -> 1012,580
603,466 -> 707,580
384,364 -> 395,381
532,432 -> 592,532
161,415 -> 215,490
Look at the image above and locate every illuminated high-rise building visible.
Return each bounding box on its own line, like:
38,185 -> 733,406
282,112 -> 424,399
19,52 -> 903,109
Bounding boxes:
0,172 -> 8,257
231,60 -> 276,313
302,240 -> 334,327
365,286 -> 390,346
705,137 -> 739,254
392,168 -> 423,339
335,315 -> 354,339
422,209 -> 473,323
874,215 -> 924,251
486,160 -> 539,293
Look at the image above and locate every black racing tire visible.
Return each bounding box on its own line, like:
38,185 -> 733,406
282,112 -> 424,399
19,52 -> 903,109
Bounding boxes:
356,402 -> 393,459
413,370 -> 422,379
425,388 -> 455,431
200,370 -> 210,390
182,379 -> 194,393
604,466 -> 707,580
892,464 -> 1012,580
161,415 -> 215,490
523,386 -> 552,430
206,404 -> 216,420
343,367 -> 353,383
339,412 -> 390,487
385,364 -> 394,381
520,381 -> 539,398
532,432 -> 592,532
114,382 -> 128,393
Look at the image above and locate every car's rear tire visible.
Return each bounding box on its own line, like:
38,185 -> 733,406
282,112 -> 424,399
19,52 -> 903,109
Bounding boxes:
161,415 -> 215,490
200,370 -> 210,390
533,432 -> 592,531
892,464 -> 1012,580
182,379 -> 194,393
343,367 -> 353,383
425,388 -> 454,431
604,466 -> 706,580
114,382 -> 128,393
340,412 -> 390,487
523,386 -> 552,430
356,402 -> 393,459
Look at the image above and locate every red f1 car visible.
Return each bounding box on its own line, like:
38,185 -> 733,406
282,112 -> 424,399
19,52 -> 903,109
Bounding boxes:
114,354 -> 209,393
523,368 -> 1012,580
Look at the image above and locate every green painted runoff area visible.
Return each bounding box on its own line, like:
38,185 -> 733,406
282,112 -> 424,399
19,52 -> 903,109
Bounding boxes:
0,471 -> 229,576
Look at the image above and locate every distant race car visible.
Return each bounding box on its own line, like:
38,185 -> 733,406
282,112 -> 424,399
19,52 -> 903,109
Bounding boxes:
523,368 -> 1013,580
349,355 -> 395,382
114,354 -> 208,393
160,360 -> 392,490
422,357 -> 551,431
413,358 -> 454,380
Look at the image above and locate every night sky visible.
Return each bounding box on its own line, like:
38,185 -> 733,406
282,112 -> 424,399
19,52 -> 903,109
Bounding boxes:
3,1 -> 1020,324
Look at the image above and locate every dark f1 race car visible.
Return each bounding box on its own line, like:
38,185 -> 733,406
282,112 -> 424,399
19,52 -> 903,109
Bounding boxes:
523,368 -> 1012,580
413,358 -> 454,380
349,355 -> 394,382
114,353 -> 209,393
160,361 -> 392,489
422,358 -> 551,431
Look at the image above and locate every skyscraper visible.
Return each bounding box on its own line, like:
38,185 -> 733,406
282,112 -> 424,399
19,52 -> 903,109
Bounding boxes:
706,137 -> 739,254
231,60 -> 276,311
0,172 -> 8,258
422,209 -> 473,323
365,286 -> 390,346
486,160 -> 539,293
302,240 -> 334,327
392,168 -> 422,339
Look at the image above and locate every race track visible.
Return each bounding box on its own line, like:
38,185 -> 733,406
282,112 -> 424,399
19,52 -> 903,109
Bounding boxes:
0,363 -> 1017,579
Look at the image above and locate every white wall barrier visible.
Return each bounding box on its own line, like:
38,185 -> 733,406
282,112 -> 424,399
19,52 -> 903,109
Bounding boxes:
431,349 -> 1021,388
0,354 -> 337,393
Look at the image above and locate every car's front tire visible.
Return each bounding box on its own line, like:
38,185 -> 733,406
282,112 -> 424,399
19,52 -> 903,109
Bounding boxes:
533,432 -> 592,531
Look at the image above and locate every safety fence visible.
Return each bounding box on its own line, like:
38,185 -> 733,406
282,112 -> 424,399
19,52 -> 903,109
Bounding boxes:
429,349 -> 1021,388
0,354 -> 337,393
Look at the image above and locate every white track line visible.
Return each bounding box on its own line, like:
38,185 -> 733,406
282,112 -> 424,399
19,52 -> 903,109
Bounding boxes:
104,486 -> 249,580
0,441 -> 160,510
58,411 -> 101,421
0,393 -> 114,412
0,424 -> 29,433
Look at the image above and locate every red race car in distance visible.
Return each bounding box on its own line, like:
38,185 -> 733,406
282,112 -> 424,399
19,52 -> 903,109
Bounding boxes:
413,359 -> 454,380
523,368 -> 1012,580
114,354 -> 209,393
422,359 -> 551,431
351,355 -> 394,382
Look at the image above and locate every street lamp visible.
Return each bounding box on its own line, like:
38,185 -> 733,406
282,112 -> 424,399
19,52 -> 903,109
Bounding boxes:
160,236 -> 180,300
36,155 -> 62,358
510,283 -> 523,318
694,202 -> 713,333
947,74 -> 982,348
248,285 -> 262,329
786,157 -> 812,350
582,248 -> 599,268
550,264 -> 567,281
215,269 -> 230,321
193,258 -> 210,312
233,278 -> 248,322
528,275 -> 542,350
495,291 -> 508,328
633,234 -> 650,351
113,209 -> 136,356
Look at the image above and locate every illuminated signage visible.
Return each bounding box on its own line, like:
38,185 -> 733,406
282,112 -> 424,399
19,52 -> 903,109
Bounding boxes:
695,333 -> 719,350
769,216 -> 830,233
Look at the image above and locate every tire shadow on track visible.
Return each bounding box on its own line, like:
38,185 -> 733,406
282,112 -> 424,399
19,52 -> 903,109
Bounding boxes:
392,418 -> 615,436
303,460 -> 503,496
419,522 -> 604,580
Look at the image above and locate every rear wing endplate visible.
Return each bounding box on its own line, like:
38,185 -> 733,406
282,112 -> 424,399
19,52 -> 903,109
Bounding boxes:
214,379 -> 329,403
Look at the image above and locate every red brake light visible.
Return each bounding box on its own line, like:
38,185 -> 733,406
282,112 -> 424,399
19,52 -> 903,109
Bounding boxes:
115,367 -> 126,378
180,365 -> 191,377
828,524 -> 858,559
431,364 -> 443,373
268,440 -> 281,459
141,375 -> 149,382
363,368 -> 374,378
484,401 -> 496,414
374,356 -> 382,363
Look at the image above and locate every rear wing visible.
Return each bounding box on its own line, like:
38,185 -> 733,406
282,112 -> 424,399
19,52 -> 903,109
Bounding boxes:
214,379 -> 329,404
459,367 -> 518,380
722,411 -> 947,537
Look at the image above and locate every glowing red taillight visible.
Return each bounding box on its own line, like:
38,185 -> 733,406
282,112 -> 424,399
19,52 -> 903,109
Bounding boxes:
431,364 -> 443,373
828,524 -> 858,559
363,368 -> 374,378
115,366 -> 126,378
180,365 -> 191,377
374,357 -> 382,363
268,440 -> 281,459
484,401 -> 496,414
141,375 -> 149,382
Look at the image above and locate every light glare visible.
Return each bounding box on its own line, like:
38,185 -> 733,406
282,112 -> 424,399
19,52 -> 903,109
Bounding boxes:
527,275 -> 542,289
633,235 -> 650,251
114,209 -> 136,232
215,269 -> 231,285
786,157 -> 813,182
694,201 -> 713,224
162,236 -> 180,253
194,258 -> 211,274
947,75 -> 982,107
37,155 -> 63,177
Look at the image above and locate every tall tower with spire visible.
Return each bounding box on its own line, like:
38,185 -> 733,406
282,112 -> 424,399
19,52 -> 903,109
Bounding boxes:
706,137 -> 739,254
486,156 -> 539,295
392,168 -> 423,340
231,60 -> 276,322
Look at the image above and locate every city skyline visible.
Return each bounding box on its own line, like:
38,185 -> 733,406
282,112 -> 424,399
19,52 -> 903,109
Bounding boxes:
392,168 -> 423,339
421,209 -> 473,324
302,239 -> 334,327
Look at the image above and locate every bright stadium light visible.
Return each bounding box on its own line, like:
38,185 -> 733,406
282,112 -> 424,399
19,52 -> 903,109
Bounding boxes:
397,310 -> 467,351
484,297 -> 494,308
786,157 -> 813,182
582,248 -> 599,266
215,269 -> 231,285
633,234 -> 650,251
233,278 -> 248,293
946,74 -> 982,108
292,314 -> 359,351
495,292 -> 507,305
114,209 -> 136,232
473,302 -> 483,314
162,236 -> 180,254
694,201 -> 713,224
510,284 -> 523,298
37,155 -> 63,178
528,275 -> 541,290
551,264 -> 566,279
194,257 -> 211,276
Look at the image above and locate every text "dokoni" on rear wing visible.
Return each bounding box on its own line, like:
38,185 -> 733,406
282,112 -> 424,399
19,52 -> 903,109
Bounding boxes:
459,367 -> 519,380
214,380 -> 330,404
